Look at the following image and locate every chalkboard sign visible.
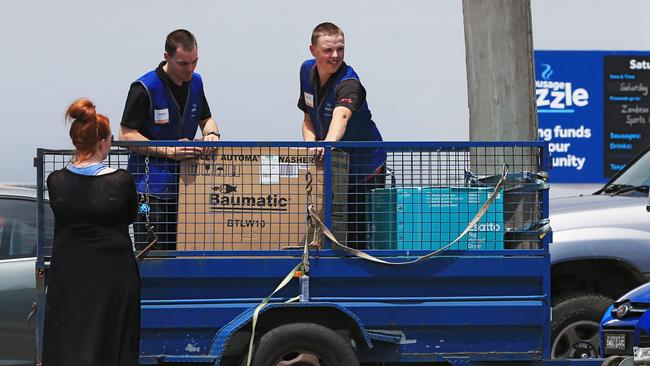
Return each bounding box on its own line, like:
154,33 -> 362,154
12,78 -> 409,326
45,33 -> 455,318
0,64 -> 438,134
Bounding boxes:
603,56 -> 650,177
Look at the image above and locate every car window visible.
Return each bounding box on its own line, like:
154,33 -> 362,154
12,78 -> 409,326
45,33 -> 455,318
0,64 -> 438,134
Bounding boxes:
611,149 -> 650,187
9,221 -> 37,257
0,197 -> 53,260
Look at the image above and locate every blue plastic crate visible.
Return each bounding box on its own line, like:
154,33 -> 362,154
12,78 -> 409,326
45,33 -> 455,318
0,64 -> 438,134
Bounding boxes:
369,187 -> 504,250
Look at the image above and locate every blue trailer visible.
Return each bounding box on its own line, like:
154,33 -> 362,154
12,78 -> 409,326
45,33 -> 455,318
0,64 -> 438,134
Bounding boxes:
35,141 -> 603,366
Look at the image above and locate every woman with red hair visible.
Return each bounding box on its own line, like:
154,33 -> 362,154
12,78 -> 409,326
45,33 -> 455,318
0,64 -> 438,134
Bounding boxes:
43,98 -> 140,365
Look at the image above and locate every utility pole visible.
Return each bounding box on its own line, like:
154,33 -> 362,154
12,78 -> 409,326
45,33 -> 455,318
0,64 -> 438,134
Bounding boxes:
462,0 -> 539,249
462,0 -> 537,141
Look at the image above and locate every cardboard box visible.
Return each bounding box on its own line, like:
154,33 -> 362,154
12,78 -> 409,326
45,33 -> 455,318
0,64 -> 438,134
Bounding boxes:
177,147 -> 348,250
369,186 -> 504,250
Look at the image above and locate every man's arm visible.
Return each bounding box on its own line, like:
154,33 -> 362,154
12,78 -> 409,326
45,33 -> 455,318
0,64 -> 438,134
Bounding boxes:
198,117 -> 220,141
322,79 -> 365,141
324,106 -> 351,141
120,126 -> 199,160
302,113 -> 317,141
303,113 -> 327,160
120,126 -> 149,142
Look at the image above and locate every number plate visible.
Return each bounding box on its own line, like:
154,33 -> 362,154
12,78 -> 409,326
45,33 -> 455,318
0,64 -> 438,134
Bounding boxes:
605,333 -> 627,351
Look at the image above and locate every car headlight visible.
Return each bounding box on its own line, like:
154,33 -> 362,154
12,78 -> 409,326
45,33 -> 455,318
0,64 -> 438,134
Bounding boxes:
613,302 -> 632,319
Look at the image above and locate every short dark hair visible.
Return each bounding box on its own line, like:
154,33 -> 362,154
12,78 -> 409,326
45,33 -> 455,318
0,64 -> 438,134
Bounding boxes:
311,22 -> 344,45
165,29 -> 197,56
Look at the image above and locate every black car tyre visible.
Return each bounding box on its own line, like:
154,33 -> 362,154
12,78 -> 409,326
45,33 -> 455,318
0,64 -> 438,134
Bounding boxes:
601,355 -> 633,366
551,293 -> 613,359
244,322 -> 359,366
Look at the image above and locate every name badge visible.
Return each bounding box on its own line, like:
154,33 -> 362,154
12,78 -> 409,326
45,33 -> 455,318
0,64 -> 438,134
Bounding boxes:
154,109 -> 170,124
304,92 -> 314,108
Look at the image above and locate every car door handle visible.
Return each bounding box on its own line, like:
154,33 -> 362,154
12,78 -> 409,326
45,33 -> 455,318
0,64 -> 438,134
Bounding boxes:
27,302 -> 36,331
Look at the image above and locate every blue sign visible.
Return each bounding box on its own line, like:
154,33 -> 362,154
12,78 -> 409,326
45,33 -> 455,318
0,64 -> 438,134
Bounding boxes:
534,51 -> 650,183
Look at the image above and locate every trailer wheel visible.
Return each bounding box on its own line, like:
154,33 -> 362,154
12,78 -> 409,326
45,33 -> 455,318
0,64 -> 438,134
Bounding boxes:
551,293 -> 612,359
244,322 -> 359,366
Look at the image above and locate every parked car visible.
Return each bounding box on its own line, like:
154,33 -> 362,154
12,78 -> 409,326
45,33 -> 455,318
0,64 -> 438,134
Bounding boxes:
600,282 -> 650,365
0,185 -> 52,365
550,146 -> 650,359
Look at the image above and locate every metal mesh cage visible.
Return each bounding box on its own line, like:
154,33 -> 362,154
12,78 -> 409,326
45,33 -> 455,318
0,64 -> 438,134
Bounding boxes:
37,141 -> 549,256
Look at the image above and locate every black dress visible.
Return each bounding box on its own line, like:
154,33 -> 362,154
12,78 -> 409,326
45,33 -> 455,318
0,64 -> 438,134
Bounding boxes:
43,168 -> 140,366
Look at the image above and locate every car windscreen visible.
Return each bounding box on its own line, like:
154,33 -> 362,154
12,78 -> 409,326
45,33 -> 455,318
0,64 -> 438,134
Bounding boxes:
610,150 -> 650,187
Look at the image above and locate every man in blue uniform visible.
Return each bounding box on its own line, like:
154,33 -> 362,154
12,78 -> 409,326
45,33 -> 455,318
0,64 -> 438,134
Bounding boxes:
120,29 -> 221,250
298,22 -> 387,248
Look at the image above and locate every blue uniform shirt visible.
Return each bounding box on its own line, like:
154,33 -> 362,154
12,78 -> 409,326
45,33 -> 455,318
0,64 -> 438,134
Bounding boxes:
299,59 -> 386,182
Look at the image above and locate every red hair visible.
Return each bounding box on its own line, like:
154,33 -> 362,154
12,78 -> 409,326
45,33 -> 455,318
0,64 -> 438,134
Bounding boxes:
65,98 -> 110,160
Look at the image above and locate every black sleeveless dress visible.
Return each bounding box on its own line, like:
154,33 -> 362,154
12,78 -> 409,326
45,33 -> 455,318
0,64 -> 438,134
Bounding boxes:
43,168 -> 139,366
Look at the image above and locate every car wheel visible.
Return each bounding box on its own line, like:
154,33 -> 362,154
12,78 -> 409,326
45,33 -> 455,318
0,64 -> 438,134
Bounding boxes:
601,355 -> 634,366
244,322 -> 359,366
551,293 -> 612,359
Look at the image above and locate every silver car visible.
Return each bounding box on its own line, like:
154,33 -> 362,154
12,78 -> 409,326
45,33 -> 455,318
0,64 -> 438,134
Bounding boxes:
0,185 -> 52,366
549,146 -> 650,359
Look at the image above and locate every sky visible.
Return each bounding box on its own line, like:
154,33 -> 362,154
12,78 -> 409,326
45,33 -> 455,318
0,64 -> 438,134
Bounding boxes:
2,0 -> 650,183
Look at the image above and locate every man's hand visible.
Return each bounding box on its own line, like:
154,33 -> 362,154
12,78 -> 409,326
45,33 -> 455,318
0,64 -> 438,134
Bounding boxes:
166,138 -> 202,160
199,117 -> 220,156
203,132 -> 220,142
200,132 -> 220,156
310,147 -> 324,162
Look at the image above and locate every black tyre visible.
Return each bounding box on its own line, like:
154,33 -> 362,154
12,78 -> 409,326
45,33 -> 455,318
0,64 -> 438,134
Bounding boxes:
601,355 -> 635,366
245,322 -> 359,366
601,355 -> 626,366
551,293 -> 613,359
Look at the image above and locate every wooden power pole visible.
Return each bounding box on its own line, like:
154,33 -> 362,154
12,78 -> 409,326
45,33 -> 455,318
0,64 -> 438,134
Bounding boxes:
462,0 -> 537,141
463,0 -> 539,249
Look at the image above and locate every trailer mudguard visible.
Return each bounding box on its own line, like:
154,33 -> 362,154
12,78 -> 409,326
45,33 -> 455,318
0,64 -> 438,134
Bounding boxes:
210,302 -> 375,365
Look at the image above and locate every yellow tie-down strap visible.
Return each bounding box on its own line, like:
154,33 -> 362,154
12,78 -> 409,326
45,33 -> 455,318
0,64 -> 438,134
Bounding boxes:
245,262 -> 302,366
309,163 -> 510,265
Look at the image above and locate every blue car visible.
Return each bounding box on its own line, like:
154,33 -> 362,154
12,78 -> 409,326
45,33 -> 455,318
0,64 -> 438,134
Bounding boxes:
601,282 -> 650,364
